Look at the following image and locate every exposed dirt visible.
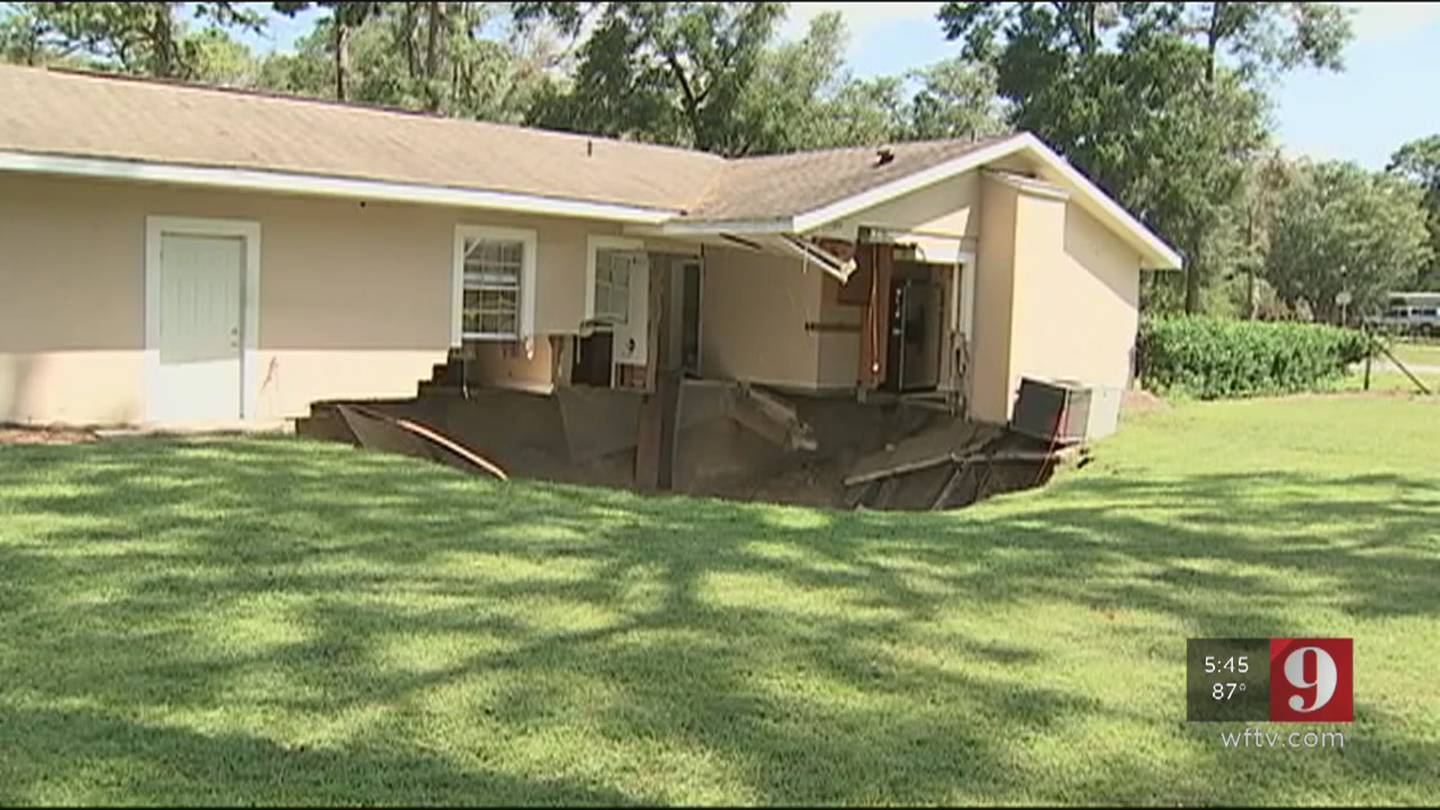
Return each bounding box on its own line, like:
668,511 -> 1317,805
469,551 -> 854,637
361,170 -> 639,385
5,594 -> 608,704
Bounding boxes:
1121,389 -> 1170,418
298,383 -> 1069,511
0,425 -> 99,445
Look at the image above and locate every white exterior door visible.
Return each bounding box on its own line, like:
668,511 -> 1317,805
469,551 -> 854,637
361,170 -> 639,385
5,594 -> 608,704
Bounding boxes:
154,233 -> 245,421
611,251 -> 650,367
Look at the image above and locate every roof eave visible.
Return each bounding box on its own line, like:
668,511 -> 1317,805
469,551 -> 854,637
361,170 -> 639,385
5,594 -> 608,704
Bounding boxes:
0,149 -> 680,225
662,132 -> 1184,271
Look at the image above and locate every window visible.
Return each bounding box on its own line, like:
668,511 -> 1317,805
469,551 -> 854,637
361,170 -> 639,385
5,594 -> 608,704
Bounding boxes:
593,249 -> 632,325
585,235 -> 646,327
454,226 -> 535,342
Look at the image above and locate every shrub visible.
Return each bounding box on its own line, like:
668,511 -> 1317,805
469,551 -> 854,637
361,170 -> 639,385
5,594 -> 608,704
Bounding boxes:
1138,316 -> 1368,399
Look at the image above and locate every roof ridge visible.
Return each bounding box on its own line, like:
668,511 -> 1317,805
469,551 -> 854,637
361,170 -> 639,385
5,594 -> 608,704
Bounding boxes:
28,64 -> 725,164
725,133 -> 1016,165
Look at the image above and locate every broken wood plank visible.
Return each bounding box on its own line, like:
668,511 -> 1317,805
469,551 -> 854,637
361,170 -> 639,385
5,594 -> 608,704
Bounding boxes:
953,446 -> 1087,465
843,451 -> 953,487
732,383 -> 818,451
873,476 -> 900,509
841,420 -> 995,487
336,403 -> 508,480
929,464 -> 965,510
845,480 -> 878,510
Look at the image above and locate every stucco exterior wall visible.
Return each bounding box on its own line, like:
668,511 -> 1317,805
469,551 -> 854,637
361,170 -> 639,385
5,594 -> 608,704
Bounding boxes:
821,171 -> 980,243
815,276 -> 864,389
1010,195 -> 1141,394
971,175 -> 1021,423
968,173 -> 1142,424
0,173 -> 627,424
700,245 -> 830,389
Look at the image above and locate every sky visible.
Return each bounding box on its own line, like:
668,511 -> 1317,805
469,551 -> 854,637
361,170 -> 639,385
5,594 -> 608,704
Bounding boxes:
241,2 -> 1440,170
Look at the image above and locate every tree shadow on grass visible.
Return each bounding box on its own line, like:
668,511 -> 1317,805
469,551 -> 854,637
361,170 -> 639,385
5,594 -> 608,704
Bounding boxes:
0,437 -> 1437,803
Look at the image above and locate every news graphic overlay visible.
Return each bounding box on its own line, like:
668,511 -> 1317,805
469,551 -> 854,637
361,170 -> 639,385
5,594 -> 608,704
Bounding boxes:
1186,637 -> 1353,722
1269,638 -> 1353,723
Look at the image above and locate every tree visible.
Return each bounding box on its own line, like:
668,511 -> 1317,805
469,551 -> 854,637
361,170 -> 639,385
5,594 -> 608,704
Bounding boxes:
259,4 -> 548,123
521,5 -> 1002,156
1388,135 -> 1440,289
905,57 -> 1006,141
1265,161 -> 1432,323
273,1 -> 381,101
0,2 -> 263,78
519,2 -> 786,155
936,1 -> 1353,313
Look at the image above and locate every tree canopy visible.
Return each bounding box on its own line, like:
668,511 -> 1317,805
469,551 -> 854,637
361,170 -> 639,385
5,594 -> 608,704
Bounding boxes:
1265,160 -> 1432,321
1388,135 -> 1440,290
936,1 -> 1352,313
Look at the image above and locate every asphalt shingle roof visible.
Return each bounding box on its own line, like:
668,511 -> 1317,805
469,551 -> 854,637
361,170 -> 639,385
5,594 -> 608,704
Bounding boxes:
0,65 -> 1003,223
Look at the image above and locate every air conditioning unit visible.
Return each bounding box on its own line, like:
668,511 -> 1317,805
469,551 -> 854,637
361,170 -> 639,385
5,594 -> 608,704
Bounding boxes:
1010,377 -> 1122,443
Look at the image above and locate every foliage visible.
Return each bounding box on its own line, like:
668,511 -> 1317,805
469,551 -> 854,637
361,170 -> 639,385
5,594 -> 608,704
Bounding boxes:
0,1 -> 262,78
1139,314 -> 1368,398
2,397 -> 1439,804
1264,160 -> 1433,322
520,2 -> 787,155
1388,134 -> 1440,290
520,3 -> 1004,155
261,3 -> 552,123
905,56 -> 1007,141
936,2 -> 1353,313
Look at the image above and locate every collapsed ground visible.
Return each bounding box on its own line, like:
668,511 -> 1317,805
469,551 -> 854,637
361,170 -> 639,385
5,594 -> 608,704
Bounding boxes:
1,394 -> 1437,804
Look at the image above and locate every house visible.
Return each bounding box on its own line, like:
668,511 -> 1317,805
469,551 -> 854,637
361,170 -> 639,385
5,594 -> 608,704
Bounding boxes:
0,64 -> 1181,432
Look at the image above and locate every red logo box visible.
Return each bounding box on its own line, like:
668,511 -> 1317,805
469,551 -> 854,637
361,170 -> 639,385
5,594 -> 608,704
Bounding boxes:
1269,638 -> 1353,723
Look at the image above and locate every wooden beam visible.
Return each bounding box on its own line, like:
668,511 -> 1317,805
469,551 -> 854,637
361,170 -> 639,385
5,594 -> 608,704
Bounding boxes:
636,258 -> 679,490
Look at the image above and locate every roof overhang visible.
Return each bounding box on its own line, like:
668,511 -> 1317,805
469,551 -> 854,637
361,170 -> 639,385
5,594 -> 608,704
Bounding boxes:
655,133 -> 1183,271
704,232 -> 858,283
0,149 -> 679,224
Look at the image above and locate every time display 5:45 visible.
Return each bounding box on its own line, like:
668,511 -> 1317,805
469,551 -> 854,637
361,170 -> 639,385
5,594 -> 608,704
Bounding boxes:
1204,655 -> 1249,674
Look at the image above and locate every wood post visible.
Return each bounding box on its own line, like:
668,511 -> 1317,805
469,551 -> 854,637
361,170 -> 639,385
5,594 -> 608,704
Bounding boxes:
857,242 -> 894,391
636,258 -> 680,490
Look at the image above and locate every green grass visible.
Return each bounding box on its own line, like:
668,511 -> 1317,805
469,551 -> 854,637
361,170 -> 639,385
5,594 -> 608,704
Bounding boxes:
1336,368 -> 1440,393
2,395 -> 1438,805
1386,339 -> 1440,368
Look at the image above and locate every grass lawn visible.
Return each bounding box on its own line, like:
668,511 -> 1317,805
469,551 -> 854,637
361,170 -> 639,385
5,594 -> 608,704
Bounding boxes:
1336,368 -> 1440,393
1386,339 -> 1440,368
2,394 -> 1437,805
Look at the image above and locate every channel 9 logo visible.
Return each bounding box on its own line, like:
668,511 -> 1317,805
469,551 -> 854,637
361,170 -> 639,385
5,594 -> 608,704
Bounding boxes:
1187,638 -> 1353,723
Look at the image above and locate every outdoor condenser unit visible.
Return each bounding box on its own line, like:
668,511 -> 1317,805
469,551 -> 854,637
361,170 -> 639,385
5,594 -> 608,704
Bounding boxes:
1010,377 -> 1122,443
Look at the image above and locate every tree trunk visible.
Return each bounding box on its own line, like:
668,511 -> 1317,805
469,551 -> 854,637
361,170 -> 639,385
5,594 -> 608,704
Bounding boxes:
1205,2 -> 1223,87
425,2 -> 442,78
335,21 -> 349,100
1184,238 -> 1204,314
424,1 -> 443,111
151,4 -> 176,78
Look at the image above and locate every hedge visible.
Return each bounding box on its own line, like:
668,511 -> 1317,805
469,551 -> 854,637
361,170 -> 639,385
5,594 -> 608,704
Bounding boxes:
1138,316 -> 1368,399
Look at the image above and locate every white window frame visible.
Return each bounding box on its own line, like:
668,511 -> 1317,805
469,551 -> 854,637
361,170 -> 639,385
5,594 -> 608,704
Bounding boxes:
144,215 -> 262,422
453,224 -> 537,344
585,235 -> 645,324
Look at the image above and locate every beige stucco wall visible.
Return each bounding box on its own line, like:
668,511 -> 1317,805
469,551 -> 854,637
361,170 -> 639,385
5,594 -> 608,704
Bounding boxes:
1010,193 -> 1141,395
971,175 -> 1021,423
820,171 -> 981,243
969,173 -> 1141,424
700,245 -> 832,390
0,173 -> 628,424
815,276 -> 863,389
